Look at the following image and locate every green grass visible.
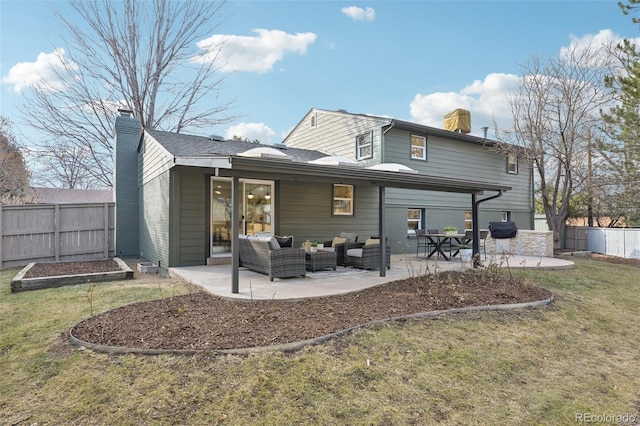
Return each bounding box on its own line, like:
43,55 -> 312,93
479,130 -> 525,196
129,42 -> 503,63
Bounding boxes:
1,259 -> 639,425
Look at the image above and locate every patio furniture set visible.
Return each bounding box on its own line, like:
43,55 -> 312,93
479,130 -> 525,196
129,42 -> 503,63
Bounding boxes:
237,232 -> 389,281
415,229 -> 488,261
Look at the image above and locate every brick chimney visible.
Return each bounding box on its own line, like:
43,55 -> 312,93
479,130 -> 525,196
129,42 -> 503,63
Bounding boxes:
114,109 -> 141,257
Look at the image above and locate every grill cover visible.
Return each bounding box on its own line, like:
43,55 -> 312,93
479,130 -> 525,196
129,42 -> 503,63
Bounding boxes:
489,221 -> 518,239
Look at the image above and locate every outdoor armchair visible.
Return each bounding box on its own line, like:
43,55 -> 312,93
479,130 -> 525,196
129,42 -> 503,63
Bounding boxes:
238,236 -> 306,281
323,232 -> 358,266
345,238 -> 391,270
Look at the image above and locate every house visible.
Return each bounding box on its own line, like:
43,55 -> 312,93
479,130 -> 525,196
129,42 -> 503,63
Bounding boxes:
284,108 -> 533,235
114,108 -> 526,290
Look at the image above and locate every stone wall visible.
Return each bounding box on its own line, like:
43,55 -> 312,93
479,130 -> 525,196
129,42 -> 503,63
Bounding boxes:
485,230 -> 553,257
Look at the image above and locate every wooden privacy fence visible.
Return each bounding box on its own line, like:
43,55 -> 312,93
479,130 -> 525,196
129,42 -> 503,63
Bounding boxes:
0,203 -> 115,269
566,226 -> 640,259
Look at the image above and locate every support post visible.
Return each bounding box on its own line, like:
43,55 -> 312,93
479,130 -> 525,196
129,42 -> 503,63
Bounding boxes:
54,204 -> 60,262
231,176 -> 240,293
379,186 -> 386,277
471,193 -> 480,267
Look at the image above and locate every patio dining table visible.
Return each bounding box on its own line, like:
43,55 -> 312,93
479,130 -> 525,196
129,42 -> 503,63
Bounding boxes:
423,233 -> 468,261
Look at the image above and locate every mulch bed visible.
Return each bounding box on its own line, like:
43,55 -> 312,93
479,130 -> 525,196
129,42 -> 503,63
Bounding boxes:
71,272 -> 552,352
23,260 -> 120,279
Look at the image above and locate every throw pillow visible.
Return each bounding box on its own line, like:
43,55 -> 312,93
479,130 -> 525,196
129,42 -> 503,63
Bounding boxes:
268,236 -> 281,250
365,238 -> 380,246
339,232 -> 358,243
332,236 -> 348,247
275,235 -> 293,248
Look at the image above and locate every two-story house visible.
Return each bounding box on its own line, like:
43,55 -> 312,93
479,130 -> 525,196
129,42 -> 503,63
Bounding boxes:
113,108 -> 525,280
283,108 -> 532,242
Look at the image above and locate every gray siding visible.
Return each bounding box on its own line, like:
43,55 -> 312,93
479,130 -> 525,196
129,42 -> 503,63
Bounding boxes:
175,168 -> 207,266
139,133 -> 174,185
284,109 -> 387,165
139,171 -> 170,270
277,181 -> 381,245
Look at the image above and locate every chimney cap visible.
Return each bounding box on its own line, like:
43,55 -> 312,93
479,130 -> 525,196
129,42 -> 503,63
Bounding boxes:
118,109 -> 134,117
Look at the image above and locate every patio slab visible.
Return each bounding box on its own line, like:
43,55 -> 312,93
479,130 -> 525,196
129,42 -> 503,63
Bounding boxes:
169,254 -> 574,301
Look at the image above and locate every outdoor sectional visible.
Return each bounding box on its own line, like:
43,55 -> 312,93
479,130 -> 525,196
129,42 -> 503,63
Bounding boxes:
238,236 -> 306,281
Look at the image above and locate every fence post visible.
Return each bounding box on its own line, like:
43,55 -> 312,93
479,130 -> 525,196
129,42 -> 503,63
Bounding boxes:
103,203 -> 109,259
54,204 -> 60,262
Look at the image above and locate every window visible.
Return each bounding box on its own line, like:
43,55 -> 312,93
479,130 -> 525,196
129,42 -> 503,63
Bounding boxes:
464,211 -> 473,230
410,135 -> 427,160
507,153 -> 518,174
356,131 -> 373,160
501,211 -> 511,222
407,208 -> 424,235
333,184 -> 354,215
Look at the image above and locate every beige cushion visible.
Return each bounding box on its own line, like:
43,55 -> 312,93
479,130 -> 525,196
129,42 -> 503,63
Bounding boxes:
332,236 -> 348,246
268,236 -> 280,250
365,238 -> 380,246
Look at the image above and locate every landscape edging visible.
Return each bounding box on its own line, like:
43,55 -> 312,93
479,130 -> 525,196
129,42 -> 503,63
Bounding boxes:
69,293 -> 554,356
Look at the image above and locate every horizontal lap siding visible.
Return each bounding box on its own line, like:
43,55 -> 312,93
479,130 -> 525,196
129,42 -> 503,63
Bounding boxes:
285,110 -> 386,164
384,129 -> 533,230
278,181 -> 380,244
177,169 -> 207,266
139,172 -> 170,270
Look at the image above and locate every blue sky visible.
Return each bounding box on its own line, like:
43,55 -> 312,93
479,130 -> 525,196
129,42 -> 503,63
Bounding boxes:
1,0 -> 639,146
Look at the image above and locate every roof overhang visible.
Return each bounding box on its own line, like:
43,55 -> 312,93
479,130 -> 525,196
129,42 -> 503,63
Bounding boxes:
177,155 -> 511,195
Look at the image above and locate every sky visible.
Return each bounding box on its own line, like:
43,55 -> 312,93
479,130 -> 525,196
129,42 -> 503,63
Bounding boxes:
1,0 -> 639,148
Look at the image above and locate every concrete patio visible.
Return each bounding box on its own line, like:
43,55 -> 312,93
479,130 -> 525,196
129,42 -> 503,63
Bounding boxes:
169,253 -> 574,301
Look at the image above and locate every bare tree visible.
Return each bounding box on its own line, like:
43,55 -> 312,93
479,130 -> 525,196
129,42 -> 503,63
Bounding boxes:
0,117 -> 31,204
497,42 -> 614,247
19,0 -> 233,188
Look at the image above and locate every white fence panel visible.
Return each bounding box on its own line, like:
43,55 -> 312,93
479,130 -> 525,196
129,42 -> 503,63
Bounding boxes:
586,227 -> 640,260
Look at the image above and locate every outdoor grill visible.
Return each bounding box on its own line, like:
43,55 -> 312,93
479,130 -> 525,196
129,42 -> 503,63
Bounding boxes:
488,221 -> 518,239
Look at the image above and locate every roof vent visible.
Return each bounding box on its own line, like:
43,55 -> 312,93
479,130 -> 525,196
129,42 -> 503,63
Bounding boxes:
209,135 -> 226,142
444,109 -> 471,134
272,143 -> 288,150
239,147 -> 290,159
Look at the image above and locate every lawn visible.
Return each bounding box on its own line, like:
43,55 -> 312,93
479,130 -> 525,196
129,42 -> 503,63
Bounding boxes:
1,258 -> 638,425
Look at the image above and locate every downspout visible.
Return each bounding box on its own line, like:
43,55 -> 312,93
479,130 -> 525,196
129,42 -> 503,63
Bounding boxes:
382,120 -> 395,164
472,190 -> 504,268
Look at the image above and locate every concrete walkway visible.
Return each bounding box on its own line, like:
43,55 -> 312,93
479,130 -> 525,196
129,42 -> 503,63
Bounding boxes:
169,253 -> 574,301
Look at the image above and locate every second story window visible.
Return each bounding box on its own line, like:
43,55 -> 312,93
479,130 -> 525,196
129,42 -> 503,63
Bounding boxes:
356,131 -> 373,160
411,135 -> 427,160
507,153 -> 518,174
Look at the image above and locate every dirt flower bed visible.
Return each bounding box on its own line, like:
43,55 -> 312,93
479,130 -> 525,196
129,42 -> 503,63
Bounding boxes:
71,271 -> 552,352
23,260 -> 120,279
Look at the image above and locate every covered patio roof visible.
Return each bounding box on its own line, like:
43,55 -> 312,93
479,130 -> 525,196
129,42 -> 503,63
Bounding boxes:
172,153 -> 512,293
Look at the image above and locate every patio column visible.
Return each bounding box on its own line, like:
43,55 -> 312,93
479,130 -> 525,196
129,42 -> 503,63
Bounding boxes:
231,176 -> 240,293
379,186 -> 386,277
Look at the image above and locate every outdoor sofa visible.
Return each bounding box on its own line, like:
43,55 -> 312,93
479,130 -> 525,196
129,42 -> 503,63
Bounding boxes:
238,235 -> 306,281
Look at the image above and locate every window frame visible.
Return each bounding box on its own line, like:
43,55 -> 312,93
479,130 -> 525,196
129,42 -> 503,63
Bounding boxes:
407,208 -> 424,236
501,211 -> 511,222
332,184 -> 354,216
507,153 -> 518,174
410,134 -> 427,160
464,210 -> 473,230
355,131 -> 373,160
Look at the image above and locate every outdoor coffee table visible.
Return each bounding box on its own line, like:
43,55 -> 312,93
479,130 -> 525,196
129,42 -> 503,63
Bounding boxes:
305,250 -> 337,272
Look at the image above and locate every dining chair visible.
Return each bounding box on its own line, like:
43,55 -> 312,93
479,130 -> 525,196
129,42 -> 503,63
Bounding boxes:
415,229 -> 429,257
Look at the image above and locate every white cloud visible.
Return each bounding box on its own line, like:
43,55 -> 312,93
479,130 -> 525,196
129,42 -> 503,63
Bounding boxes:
226,122 -> 276,144
2,48 -> 75,93
341,6 -> 375,21
195,29 -> 317,73
409,73 -> 520,136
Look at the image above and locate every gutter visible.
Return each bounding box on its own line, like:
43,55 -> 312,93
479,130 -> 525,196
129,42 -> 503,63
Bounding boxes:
471,190 -> 504,268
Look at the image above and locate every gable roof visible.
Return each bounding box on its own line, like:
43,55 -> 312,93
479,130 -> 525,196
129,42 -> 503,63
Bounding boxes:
285,108 -> 497,147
